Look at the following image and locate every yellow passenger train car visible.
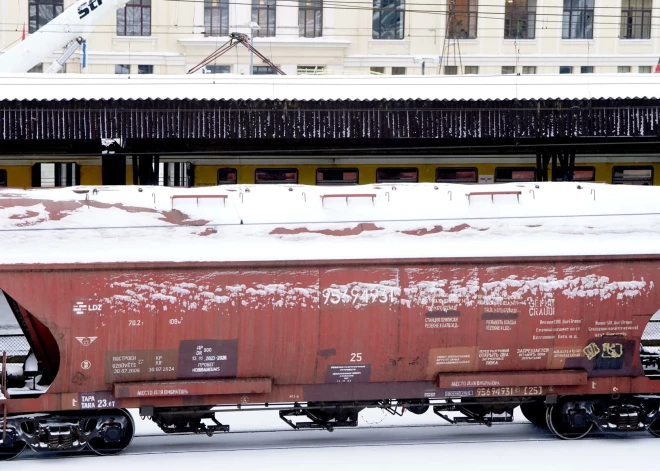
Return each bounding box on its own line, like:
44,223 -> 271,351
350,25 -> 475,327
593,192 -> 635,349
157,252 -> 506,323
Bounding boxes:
0,157 -> 658,188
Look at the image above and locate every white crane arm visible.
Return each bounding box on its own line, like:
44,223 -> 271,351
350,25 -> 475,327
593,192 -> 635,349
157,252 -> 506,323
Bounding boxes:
0,0 -> 130,73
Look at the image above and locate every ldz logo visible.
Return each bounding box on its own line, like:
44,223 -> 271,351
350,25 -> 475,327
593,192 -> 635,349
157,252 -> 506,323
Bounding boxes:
78,0 -> 103,20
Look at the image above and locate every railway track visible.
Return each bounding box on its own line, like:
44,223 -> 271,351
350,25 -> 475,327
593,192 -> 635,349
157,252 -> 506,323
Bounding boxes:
10,421 -> 654,461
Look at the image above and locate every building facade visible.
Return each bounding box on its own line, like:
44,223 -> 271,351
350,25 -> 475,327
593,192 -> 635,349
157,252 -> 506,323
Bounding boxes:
0,0 -> 658,75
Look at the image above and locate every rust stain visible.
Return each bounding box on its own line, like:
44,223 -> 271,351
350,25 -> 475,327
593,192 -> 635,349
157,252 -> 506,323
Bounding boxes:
270,223 -> 384,236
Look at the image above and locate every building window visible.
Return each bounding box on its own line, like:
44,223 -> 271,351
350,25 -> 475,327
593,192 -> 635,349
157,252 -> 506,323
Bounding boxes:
436,168 -> 478,184
559,66 -> 573,74
444,65 -> 458,75
370,67 -> 385,75
639,65 -> 653,73
29,0 -> 63,34
612,166 -> 653,185
117,0 -> 151,37
447,0 -> 477,39
562,0 -> 594,39
297,65 -> 325,75
205,0 -> 229,37
217,168 -> 238,185
580,66 -> 593,73
299,0 -> 322,38
115,64 -> 130,74
316,168 -> 359,185
204,65 -> 231,74
253,66 -> 277,75
618,66 -> 631,73
376,168 -> 418,183
252,0 -> 276,37
494,167 -> 536,182
159,163 -> 191,187
465,66 -> 478,74
392,67 -> 406,75
372,0 -> 404,40
522,66 -> 536,74
621,0 -> 651,40
502,66 -> 516,75
552,166 -> 595,182
33,163 -> 80,188
0,169 -> 6,187
138,65 -> 153,74
504,0 -> 536,39
255,169 -> 298,184
27,64 -> 43,73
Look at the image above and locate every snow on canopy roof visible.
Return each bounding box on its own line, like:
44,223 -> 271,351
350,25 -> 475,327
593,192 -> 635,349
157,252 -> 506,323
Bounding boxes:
0,73 -> 659,102
0,182 -> 660,266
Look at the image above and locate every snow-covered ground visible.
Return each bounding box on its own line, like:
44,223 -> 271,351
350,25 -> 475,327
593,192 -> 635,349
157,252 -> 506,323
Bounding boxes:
1,182 -> 660,265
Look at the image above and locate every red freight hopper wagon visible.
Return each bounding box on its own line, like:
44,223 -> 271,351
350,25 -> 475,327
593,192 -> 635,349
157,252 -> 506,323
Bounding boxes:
1,182 -> 660,458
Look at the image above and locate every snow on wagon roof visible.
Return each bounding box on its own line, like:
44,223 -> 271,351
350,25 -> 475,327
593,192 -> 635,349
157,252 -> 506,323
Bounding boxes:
0,73 -> 659,102
1,182 -> 660,266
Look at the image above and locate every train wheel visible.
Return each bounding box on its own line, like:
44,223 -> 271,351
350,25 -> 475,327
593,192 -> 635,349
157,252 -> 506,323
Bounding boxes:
86,409 -> 135,456
648,418 -> 660,437
0,441 -> 26,461
520,401 -> 548,428
546,403 -> 593,440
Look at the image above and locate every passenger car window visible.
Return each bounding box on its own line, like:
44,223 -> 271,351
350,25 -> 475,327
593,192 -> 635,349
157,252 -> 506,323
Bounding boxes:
217,168 -> 238,185
435,167 -> 478,183
316,168 -> 359,185
255,168 -> 298,184
612,166 -> 654,185
376,167 -> 418,183
494,167 -> 536,182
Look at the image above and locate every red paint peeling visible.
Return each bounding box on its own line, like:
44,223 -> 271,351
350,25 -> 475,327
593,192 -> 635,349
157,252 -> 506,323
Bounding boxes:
0,198 -> 208,227
197,228 -> 218,237
401,223 -> 486,236
270,223 -> 384,236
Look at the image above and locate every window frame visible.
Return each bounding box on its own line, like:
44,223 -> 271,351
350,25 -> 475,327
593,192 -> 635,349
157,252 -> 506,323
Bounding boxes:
559,66 -> 573,74
29,0 -> 63,34
372,0 -> 405,40
502,66 -> 516,75
392,67 -> 406,75
522,66 -> 537,74
562,0 -> 594,40
315,168 -> 359,186
137,65 -> 153,74
551,166 -> 596,182
217,168 -> 238,185
435,167 -> 479,184
115,64 -> 130,74
504,0 -> 536,40
297,65 -> 325,75
117,0 -> 152,37
0,169 -> 7,187
255,168 -> 299,184
447,0 -> 478,39
444,65 -> 458,75
299,0 -> 323,38
252,0 -> 276,37
253,65 -> 277,75
464,66 -> 479,75
205,65 -> 231,74
612,166 -> 654,185
580,66 -> 594,74
205,0 -> 230,37
620,0 -> 652,40
375,167 -> 419,184
494,167 -> 537,183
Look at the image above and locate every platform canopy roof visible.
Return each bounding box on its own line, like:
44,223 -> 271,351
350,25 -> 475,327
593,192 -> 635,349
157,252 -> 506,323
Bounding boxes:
0,73 -> 658,102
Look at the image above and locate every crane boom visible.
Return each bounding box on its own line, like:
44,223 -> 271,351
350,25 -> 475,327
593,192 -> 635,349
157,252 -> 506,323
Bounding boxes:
0,0 -> 130,73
